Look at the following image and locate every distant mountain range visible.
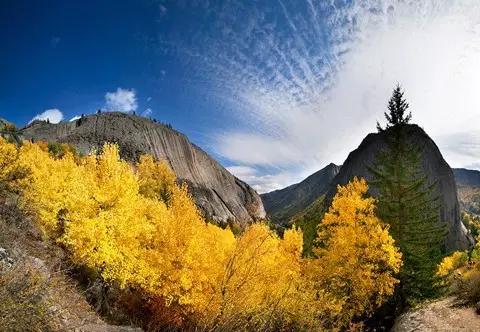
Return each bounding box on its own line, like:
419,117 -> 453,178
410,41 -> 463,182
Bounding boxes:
260,163 -> 339,225
453,168 -> 480,217
17,112 -> 266,225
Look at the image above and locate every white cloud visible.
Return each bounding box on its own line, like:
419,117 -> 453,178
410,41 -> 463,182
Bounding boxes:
226,165 -> 299,193
29,109 -> 63,124
104,88 -> 138,113
176,1 -> 480,191
69,115 -> 81,122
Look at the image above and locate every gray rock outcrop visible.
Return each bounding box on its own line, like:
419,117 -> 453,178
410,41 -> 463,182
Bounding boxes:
325,124 -> 472,251
20,112 -> 265,225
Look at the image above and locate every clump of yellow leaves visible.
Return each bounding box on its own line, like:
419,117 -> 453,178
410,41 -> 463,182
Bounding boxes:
0,137 -> 403,330
437,251 -> 468,278
0,137 -> 29,194
305,177 -> 403,328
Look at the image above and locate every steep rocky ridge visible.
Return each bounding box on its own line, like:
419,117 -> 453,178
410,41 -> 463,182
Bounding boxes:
20,112 -> 265,225
454,168 -> 480,187
325,124 -> 472,251
261,163 -> 340,225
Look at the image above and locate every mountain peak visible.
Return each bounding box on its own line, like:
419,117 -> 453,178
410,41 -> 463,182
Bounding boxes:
261,163 -> 340,225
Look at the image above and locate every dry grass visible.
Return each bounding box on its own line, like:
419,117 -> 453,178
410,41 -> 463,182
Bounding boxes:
0,259 -> 56,331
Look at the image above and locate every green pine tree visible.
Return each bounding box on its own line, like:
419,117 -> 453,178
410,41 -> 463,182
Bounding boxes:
369,85 -> 447,305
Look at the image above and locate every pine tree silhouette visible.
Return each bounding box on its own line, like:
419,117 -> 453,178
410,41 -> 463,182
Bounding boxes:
377,84 -> 412,132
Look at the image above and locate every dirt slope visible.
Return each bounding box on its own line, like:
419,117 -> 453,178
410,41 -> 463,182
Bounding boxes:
392,297 -> 480,332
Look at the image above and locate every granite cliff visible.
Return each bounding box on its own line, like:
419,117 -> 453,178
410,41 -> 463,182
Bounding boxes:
20,112 -> 266,225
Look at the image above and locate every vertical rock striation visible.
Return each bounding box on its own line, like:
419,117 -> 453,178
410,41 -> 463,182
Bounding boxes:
20,112 -> 266,225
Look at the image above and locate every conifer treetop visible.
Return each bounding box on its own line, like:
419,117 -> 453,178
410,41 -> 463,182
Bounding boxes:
377,84 -> 412,132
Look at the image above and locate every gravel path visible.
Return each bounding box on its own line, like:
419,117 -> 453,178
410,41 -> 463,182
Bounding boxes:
392,297 -> 480,332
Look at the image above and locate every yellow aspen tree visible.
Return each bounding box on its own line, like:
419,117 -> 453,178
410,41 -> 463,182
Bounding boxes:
212,224 -> 307,330
0,137 -> 29,194
19,142 -> 93,236
137,154 -> 176,203
306,177 -> 402,328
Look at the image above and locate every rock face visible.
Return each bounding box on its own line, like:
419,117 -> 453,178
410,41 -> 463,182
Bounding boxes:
20,112 -> 265,225
261,163 -> 340,224
325,124 -> 472,251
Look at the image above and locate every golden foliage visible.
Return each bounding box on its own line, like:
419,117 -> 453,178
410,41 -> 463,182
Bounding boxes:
19,142 -> 235,320
437,251 -> 468,278
0,137 -> 29,194
437,242 -> 480,304
0,136 -> 403,330
137,154 -> 176,202
306,177 -> 402,327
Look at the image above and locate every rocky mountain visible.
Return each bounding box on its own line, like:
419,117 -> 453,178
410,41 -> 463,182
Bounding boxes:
325,124 -> 472,251
20,112 -> 265,225
454,168 -> 480,187
261,163 -> 340,225
453,168 -> 480,216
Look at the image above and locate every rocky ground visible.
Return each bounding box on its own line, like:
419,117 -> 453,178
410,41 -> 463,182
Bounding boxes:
392,297 -> 480,332
0,198 -> 142,332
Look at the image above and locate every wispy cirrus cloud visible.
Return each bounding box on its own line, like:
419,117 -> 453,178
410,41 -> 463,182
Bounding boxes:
164,0 -> 480,192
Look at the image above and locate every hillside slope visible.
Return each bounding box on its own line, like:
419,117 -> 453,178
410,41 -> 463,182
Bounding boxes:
0,199 -> 142,331
20,112 -> 265,225
454,168 -> 480,216
325,124 -> 471,251
261,163 -> 339,224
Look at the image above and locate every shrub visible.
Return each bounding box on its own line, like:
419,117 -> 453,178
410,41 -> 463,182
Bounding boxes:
437,247 -> 480,304
0,259 -> 57,331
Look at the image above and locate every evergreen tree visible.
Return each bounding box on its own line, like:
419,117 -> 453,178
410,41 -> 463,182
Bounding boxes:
369,85 -> 446,305
376,84 -> 412,132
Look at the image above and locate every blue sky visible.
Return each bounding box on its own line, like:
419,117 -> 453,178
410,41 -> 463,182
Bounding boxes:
2,1 -> 480,192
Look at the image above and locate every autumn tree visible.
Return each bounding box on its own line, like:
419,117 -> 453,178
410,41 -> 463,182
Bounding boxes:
0,137 -> 29,195
307,177 -> 402,328
137,154 -> 176,203
369,85 -> 447,304
211,224 -> 305,330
